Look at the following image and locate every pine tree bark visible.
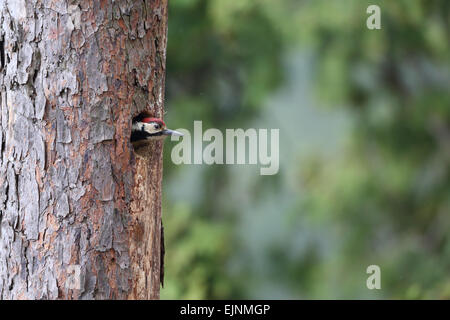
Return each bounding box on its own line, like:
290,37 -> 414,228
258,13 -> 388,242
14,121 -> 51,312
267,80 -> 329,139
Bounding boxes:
0,0 -> 168,299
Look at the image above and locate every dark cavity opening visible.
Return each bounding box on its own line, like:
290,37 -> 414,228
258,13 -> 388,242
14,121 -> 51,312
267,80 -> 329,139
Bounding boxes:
0,39 -> 5,70
131,111 -> 155,156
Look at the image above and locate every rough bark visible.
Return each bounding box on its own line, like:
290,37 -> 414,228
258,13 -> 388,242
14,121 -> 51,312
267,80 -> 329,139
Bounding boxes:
0,0 -> 168,299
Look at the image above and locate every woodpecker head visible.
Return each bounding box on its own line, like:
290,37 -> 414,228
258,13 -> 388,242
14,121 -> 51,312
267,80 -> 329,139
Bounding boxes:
131,115 -> 183,148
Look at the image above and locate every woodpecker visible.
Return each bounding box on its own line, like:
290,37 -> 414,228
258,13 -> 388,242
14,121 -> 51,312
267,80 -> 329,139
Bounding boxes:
131,114 -> 183,149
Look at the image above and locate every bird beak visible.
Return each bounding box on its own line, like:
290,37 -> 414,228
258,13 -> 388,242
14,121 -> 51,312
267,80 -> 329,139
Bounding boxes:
162,129 -> 184,137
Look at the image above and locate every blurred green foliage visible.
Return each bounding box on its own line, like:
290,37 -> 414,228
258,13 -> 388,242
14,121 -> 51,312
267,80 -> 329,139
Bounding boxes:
161,0 -> 450,299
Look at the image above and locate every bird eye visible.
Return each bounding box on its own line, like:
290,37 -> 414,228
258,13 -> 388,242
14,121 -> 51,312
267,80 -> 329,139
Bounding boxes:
154,124 -> 161,130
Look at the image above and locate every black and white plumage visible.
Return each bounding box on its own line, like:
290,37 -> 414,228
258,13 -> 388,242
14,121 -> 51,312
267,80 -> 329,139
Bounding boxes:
131,115 -> 183,148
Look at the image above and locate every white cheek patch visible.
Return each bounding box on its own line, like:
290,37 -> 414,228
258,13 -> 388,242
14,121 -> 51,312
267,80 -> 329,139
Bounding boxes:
142,122 -> 158,134
133,121 -> 159,134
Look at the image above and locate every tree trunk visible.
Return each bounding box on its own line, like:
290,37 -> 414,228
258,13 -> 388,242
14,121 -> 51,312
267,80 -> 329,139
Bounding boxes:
0,0 -> 168,299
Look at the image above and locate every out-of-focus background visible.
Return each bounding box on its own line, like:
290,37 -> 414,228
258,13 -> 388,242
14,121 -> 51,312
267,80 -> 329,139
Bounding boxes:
161,0 -> 450,299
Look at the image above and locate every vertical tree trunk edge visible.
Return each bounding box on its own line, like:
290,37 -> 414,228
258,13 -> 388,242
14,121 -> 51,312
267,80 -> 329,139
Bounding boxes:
0,0 -> 168,299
